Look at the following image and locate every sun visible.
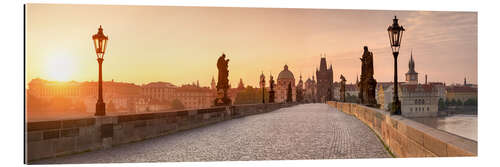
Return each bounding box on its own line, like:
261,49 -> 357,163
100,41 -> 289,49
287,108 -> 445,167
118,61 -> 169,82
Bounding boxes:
45,54 -> 78,81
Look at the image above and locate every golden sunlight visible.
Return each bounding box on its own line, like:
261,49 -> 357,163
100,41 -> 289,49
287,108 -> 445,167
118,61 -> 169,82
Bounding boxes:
44,53 -> 78,81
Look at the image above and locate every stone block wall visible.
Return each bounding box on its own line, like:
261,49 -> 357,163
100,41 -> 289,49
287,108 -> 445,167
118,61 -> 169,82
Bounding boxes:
327,101 -> 477,157
26,103 -> 296,163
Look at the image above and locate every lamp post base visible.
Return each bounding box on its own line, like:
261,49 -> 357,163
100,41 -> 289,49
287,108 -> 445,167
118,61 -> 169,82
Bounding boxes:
391,100 -> 401,115
95,102 -> 106,116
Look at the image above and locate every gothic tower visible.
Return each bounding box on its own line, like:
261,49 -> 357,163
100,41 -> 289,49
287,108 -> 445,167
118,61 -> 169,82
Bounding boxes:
405,50 -> 418,85
316,54 -> 334,102
211,76 -> 216,90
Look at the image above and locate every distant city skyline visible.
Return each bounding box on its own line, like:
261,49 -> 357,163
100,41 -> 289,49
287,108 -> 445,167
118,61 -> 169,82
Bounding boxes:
26,4 -> 477,87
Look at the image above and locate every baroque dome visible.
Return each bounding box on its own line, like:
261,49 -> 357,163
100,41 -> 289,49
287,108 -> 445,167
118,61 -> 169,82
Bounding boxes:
278,64 -> 295,80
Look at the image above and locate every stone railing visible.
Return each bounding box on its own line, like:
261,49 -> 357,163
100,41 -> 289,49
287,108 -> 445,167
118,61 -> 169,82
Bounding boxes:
327,101 -> 477,157
26,102 -> 297,163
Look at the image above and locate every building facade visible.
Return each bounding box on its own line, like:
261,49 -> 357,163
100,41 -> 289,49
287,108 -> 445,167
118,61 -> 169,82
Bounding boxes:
276,64 -> 296,103
173,83 -> 216,110
142,82 -> 177,102
400,84 -> 439,117
27,78 -> 142,113
304,75 -> 317,103
375,82 -> 395,110
399,53 -> 439,117
446,86 -> 477,103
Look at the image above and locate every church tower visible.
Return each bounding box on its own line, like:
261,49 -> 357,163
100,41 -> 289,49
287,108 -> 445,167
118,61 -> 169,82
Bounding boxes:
405,50 -> 418,85
316,54 -> 334,102
211,76 -> 216,90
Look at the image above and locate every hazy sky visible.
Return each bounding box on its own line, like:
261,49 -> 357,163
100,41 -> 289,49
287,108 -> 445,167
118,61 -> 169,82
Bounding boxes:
26,4 -> 477,87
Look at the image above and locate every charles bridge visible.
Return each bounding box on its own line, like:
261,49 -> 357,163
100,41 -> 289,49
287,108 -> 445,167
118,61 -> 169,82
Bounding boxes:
26,102 -> 477,164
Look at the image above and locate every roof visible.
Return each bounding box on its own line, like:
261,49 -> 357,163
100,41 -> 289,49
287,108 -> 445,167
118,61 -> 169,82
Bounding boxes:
446,86 -> 477,93
345,84 -> 358,91
143,82 -> 177,88
278,64 -> 295,80
400,84 -> 435,93
377,82 -> 394,90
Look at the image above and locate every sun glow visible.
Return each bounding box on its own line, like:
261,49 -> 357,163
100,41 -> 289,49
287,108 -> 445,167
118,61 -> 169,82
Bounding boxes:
44,54 -> 78,81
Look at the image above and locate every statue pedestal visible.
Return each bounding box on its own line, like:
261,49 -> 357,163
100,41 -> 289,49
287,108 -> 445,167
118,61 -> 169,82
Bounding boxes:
214,97 -> 231,106
269,90 -> 275,103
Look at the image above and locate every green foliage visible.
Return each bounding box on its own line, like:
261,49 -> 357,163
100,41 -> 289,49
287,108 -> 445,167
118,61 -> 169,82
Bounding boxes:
286,83 -> 292,103
386,102 -> 393,111
457,99 -> 463,106
345,94 -> 359,103
450,99 -> 457,106
234,86 -> 268,105
170,99 -> 185,110
438,98 -> 447,111
464,98 -> 477,106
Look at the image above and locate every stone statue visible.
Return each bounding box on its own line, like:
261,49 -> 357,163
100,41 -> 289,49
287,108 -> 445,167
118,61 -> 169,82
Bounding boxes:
340,74 -> 346,102
269,74 -> 275,103
358,46 -> 378,107
296,77 -> 304,103
214,53 -> 232,106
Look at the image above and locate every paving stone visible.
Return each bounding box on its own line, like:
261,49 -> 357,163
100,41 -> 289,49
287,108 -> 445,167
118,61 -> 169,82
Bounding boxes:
33,104 -> 390,164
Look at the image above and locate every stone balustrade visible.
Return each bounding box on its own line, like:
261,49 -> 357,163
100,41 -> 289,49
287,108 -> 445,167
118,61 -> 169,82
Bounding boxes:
26,102 -> 297,163
327,101 -> 477,157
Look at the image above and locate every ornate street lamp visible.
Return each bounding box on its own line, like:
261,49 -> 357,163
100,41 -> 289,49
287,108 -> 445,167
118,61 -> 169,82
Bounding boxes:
387,16 -> 405,115
92,25 -> 108,116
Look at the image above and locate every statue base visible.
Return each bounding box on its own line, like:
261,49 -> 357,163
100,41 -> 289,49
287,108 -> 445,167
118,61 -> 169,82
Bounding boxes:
214,97 -> 232,106
268,90 -> 275,103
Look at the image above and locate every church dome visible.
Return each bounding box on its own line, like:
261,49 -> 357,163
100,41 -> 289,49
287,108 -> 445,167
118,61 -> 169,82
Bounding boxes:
278,64 -> 295,80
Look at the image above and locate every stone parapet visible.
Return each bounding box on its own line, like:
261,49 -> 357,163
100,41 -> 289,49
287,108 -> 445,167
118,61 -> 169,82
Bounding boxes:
26,102 -> 297,163
327,101 -> 477,157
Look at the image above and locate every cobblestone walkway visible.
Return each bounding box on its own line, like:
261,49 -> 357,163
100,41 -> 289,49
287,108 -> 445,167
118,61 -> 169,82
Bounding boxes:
34,103 -> 390,164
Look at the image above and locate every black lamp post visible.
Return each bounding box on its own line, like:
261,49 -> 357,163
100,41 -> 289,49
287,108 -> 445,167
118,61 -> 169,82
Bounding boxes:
92,25 -> 108,116
387,16 -> 405,115
260,72 -> 266,104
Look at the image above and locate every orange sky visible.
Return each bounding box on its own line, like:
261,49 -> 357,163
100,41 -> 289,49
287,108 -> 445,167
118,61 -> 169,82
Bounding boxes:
26,4 -> 477,87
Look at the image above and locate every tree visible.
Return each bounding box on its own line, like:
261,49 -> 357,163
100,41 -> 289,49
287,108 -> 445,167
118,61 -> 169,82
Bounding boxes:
234,86 -> 268,105
286,82 -> 293,103
464,98 -> 477,106
450,99 -> 457,106
345,94 -> 359,103
386,102 -> 393,111
170,99 -> 185,110
457,99 -> 463,106
438,98 -> 447,111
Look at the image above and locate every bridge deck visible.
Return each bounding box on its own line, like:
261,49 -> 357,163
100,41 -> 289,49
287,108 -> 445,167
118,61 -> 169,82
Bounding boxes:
34,103 -> 390,164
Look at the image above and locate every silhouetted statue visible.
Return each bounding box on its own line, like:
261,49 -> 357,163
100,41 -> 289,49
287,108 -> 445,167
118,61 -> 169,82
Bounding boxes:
269,75 -> 275,103
358,46 -> 378,107
340,75 -> 346,102
214,53 -> 232,106
296,78 -> 304,103
286,82 -> 293,103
